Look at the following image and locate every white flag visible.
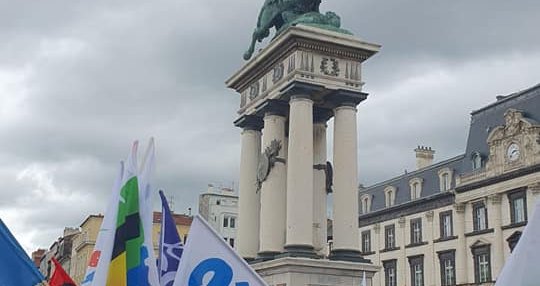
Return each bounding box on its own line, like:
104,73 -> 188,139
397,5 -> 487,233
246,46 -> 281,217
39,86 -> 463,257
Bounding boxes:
495,198 -> 540,286
138,138 -> 160,285
172,215 -> 268,286
80,160 -> 124,286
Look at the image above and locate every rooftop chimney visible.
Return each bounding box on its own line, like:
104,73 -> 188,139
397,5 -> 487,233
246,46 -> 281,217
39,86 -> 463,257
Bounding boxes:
415,146 -> 435,170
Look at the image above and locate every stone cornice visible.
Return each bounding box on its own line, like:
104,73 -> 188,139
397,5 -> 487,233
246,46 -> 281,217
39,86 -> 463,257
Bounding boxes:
455,163 -> 540,193
358,192 -> 454,227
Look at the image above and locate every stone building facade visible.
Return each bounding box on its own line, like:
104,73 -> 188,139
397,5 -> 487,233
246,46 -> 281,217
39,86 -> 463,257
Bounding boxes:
198,185 -> 239,249
358,84 -> 540,286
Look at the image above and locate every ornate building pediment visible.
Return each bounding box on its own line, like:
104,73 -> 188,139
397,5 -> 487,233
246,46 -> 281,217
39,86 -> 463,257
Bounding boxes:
484,109 -> 540,174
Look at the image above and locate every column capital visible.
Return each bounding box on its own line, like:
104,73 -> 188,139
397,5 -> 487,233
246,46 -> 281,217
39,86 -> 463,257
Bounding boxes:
313,107 -> 333,123
234,114 -> 263,131
326,89 -> 368,109
279,81 -> 324,101
529,182 -> 540,194
488,194 -> 502,205
255,99 -> 289,117
454,203 -> 466,213
425,210 -> 434,222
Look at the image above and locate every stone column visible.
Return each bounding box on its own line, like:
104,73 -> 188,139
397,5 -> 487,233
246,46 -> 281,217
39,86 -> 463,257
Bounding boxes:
454,203 -> 468,284
258,105 -> 288,259
313,119 -> 328,256
489,194 -> 504,278
236,115 -> 263,260
424,211 -> 435,286
284,95 -> 316,257
330,102 -> 365,261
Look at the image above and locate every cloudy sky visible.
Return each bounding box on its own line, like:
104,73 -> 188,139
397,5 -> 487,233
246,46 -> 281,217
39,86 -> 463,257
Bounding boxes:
0,0 -> 539,252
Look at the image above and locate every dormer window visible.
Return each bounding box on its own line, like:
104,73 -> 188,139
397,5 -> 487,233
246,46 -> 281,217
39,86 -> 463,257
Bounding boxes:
472,152 -> 483,170
409,178 -> 424,200
438,168 -> 453,192
384,186 -> 397,207
360,194 -> 372,214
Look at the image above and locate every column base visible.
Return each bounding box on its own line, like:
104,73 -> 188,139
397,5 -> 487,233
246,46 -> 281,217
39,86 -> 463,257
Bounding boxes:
329,249 -> 371,263
278,244 -> 320,259
254,251 -> 281,262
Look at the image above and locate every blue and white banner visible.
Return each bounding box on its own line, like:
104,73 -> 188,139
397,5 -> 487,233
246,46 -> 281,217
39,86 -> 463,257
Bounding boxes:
172,215 -> 267,286
158,190 -> 184,286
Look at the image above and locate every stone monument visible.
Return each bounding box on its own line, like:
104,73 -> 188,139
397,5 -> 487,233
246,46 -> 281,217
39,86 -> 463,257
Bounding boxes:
226,1 -> 381,285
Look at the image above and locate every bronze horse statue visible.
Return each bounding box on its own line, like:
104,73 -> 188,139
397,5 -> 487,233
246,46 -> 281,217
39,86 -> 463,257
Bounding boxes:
243,0 -> 322,60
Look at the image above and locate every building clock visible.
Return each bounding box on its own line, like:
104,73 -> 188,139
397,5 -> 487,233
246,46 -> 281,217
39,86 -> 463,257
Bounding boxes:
507,143 -> 520,161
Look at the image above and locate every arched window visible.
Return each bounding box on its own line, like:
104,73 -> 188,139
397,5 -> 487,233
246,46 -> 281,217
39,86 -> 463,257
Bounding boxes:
409,178 -> 424,200
472,152 -> 483,170
438,168 -> 453,192
384,186 -> 397,207
360,194 -> 372,214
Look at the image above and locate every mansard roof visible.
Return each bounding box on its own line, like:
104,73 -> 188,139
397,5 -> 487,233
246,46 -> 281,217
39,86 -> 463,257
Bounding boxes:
359,83 -> 540,216
462,83 -> 540,173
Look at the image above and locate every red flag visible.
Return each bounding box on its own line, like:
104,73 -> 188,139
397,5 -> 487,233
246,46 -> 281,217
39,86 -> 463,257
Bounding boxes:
49,257 -> 77,286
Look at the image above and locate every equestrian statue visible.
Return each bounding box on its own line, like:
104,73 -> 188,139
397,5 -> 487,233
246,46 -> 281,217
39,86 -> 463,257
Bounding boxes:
243,0 -> 352,60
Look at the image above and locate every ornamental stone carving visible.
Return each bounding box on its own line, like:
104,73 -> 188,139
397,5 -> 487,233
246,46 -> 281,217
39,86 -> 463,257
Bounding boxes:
256,139 -> 283,191
320,57 -> 340,76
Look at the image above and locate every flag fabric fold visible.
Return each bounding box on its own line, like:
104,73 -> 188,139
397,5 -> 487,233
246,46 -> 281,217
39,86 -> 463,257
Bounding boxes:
172,215 -> 267,286
81,161 -> 124,286
49,257 -> 77,286
158,190 -> 184,286
495,198 -> 540,285
0,219 -> 46,286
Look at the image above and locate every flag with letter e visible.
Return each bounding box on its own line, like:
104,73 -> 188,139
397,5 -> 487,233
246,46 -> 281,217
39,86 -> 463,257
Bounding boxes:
172,215 -> 268,286
0,219 -> 46,286
496,198 -> 540,285
158,190 -> 184,286
49,257 -> 77,286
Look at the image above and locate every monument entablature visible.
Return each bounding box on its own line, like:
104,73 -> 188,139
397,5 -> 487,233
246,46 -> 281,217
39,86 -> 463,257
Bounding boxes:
226,25 -> 380,118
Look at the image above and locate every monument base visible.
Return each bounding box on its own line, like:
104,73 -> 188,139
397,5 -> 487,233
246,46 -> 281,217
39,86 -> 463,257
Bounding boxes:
252,257 -> 379,286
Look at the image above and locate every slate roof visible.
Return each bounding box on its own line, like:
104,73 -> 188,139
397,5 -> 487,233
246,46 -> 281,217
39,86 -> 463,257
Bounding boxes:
359,83 -> 540,214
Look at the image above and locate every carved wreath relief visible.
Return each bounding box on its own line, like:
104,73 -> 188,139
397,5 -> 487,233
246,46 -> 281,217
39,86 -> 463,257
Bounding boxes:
320,57 -> 340,77
256,139 -> 283,191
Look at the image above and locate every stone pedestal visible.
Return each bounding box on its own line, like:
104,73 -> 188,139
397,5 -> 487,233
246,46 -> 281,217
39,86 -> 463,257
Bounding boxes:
252,257 -> 379,286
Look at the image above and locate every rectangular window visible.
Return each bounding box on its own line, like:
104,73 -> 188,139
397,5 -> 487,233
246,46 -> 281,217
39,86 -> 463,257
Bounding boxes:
223,217 -> 229,228
438,250 -> 456,286
230,217 -> 236,228
361,231 -> 371,253
508,189 -> 527,224
410,218 -> 422,244
439,211 -> 453,238
472,245 -> 492,283
229,238 -> 235,248
383,260 -> 397,286
385,225 -> 396,249
473,202 -> 488,231
408,255 -> 424,286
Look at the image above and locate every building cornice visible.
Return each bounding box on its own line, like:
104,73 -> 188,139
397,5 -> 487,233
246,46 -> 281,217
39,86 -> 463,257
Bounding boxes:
358,192 -> 454,227
455,163 -> 540,193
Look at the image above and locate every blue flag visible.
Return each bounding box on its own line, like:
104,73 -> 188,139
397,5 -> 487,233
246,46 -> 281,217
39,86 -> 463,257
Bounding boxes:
0,219 -> 45,286
158,191 -> 184,286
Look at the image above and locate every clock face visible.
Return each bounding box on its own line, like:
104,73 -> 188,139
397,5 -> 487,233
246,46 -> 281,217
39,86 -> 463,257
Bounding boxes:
507,143 -> 520,161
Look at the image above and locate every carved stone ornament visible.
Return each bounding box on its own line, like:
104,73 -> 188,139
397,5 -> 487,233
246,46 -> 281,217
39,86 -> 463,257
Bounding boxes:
249,82 -> 260,100
256,139 -> 283,191
272,63 -> 285,83
320,57 -> 340,76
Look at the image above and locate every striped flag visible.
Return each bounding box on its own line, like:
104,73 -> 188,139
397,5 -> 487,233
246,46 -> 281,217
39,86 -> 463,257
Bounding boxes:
158,190 -> 184,286
106,141 -> 159,286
